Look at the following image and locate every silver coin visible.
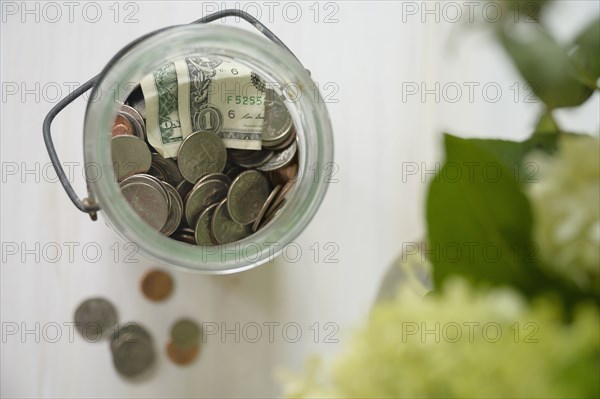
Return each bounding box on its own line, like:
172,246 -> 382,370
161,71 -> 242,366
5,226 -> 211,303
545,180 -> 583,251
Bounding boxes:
263,89 -> 293,144
74,298 -> 118,342
151,153 -> 184,186
184,179 -> 228,226
111,135 -> 152,182
160,182 -> 184,236
148,164 -> 167,181
264,127 -> 296,151
120,181 -> 169,231
170,319 -> 201,350
111,322 -> 155,378
176,180 -> 194,201
120,174 -> 171,210
263,180 -> 295,223
252,185 -> 281,232
227,170 -> 270,225
177,131 -> 227,183
194,203 -> 218,246
257,141 -> 297,172
119,104 -> 146,140
196,172 -> 232,187
229,149 -> 274,168
211,199 -> 253,245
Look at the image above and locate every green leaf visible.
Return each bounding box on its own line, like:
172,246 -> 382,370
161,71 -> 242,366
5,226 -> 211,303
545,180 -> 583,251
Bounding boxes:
570,17 -> 600,87
426,134 -> 537,293
500,24 -> 594,108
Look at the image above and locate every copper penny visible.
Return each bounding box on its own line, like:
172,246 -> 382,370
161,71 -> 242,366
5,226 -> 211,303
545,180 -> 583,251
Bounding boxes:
166,340 -> 200,366
140,269 -> 173,302
112,114 -> 134,136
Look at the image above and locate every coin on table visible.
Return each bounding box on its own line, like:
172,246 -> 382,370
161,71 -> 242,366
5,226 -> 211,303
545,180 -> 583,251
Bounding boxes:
141,269 -> 174,302
111,322 -> 155,378
160,182 -> 184,236
74,297 -> 118,342
120,177 -> 170,231
252,185 -> 281,232
262,89 -> 293,146
166,340 -> 200,366
111,135 -> 152,181
177,131 -> 227,183
184,179 -> 228,227
151,153 -> 184,187
194,203 -> 218,246
257,141 -> 297,172
211,198 -> 253,245
170,319 -> 201,351
227,170 -> 270,225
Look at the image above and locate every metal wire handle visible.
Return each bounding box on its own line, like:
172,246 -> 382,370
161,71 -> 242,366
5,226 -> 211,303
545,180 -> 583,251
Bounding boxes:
43,10 -> 304,221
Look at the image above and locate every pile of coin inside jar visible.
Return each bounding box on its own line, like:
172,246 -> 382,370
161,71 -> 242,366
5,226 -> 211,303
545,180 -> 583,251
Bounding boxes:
111,88 -> 298,246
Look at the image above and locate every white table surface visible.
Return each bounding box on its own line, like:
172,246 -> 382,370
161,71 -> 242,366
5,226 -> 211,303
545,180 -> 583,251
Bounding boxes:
1,1 -> 598,397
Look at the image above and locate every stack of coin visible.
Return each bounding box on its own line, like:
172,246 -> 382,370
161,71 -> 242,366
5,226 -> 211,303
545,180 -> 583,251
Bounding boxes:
111,322 -> 156,378
166,319 -> 201,366
111,88 -> 299,246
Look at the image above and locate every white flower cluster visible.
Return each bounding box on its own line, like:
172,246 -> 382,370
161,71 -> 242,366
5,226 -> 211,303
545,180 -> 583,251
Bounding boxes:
527,135 -> 600,291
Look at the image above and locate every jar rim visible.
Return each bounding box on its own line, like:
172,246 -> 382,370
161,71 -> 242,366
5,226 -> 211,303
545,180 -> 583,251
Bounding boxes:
84,24 -> 334,274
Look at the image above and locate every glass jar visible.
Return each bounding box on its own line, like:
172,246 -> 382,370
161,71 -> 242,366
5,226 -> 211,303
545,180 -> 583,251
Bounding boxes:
83,24 -> 333,274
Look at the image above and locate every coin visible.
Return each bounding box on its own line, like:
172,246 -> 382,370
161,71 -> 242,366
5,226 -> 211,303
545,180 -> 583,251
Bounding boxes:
111,322 -> 155,378
111,135 -> 152,181
196,172 -> 232,187
74,297 -> 118,342
120,180 -> 169,231
267,156 -> 298,186
160,182 -> 184,236
151,153 -> 184,187
211,198 -> 253,245
263,89 -> 293,145
166,340 -> 200,366
141,269 -> 173,301
119,104 -> 146,140
194,203 -> 218,246
257,141 -> 297,172
265,127 -> 296,151
184,179 -> 228,226
227,170 -> 270,225
263,180 -> 295,223
170,230 -> 196,245
229,148 -> 274,168
176,180 -> 194,201
170,319 -> 201,351
252,185 -> 281,232
120,174 -> 171,205
112,114 -> 134,137
177,131 -> 227,183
